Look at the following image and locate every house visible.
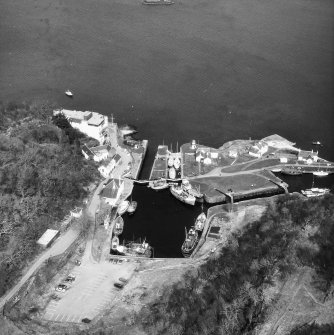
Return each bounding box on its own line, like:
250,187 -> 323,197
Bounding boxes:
249,141 -> 268,158
298,150 -> 318,164
280,157 -> 288,163
98,158 -> 116,178
100,179 -> 124,205
82,145 -> 95,160
229,150 -> 238,159
53,109 -> 108,143
203,153 -> 212,165
37,229 -> 60,248
91,145 -> 115,162
70,207 -> 83,218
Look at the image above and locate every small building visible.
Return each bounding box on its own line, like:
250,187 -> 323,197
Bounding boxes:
98,158 -> 116,178
70,207 -> 83,218
37,229 -> 60,248
195,150 -> 205,163
203,154 -> 212,165
210,151 -> 219,159
91,145 -> 115,162
229,150 -> 238,159
249,141 -> 268,158
190,140 -> 197,150
82,145 -> 95,160
100,179 -> 124,206
280,157 -> 288,163
298,150 -> 318,164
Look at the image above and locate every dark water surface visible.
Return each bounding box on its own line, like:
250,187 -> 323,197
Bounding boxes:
1,0 -> 333,256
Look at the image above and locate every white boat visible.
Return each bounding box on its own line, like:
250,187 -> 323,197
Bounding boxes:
313,171 -> 329,177
173,157 -> 181,170
181,227 -> 199,257
194,212 -> 206,231
182,179 -> 203,198
170,186 -> 196,205
169,167 -> 176,179
149,179 -> 169,190
113,216 -> 124,236
117,200 -> 130,215
111,236 -> 119,250
301,188 -> 330,197
65,90 -> 73,97
271,168 -> 282,172
167,156 -> 174,167
127,201 -> 137,214
312,141 -> 321,145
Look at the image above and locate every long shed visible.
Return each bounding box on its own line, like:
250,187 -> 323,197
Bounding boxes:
37,229 -> 60,248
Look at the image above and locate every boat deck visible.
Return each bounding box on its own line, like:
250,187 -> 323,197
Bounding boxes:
149,145 -> 169,180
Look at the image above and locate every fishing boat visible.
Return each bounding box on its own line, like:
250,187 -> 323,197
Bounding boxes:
169,167 -> 176,179
113,216 -> 124,236
148,178 -> 169,190
65,90 -> 73,97
301,188 -> 330,198
167,156 -> 174,167
182,179 -> 203,198
170,185 -> 196,205
142,0 -> 174,5
117,200 -> 130,215
313,171 -> 329,177
194,212 -> 206,232
281,167 -> 303,175
111,236 -> 119,250
127,201 -> 138,214
312,141 -> 322,145
181,227 -> 199,257
173,157 -> 181,170
115,239 -> 152,258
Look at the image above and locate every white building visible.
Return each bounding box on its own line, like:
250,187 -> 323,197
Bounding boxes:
100,179 -> 124,206
37,229 -> 60,248
91,145 -> 115,162
280,157 -> 288,163
54,109 -> 108,144
229,150 -> 238,158
248,141 -> 269,158
98,153 -> 122,178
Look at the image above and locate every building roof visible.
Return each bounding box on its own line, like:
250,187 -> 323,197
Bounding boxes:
54,109 -> 105,126
100,179 -> 123,199
82,145 -> 95,158
113,154 -> 121,163
299,150 -> 317,158
37,229 -> 59,246
87,112 -> 105,126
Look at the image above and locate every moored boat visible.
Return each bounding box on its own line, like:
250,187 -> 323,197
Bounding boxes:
117,200 -> 130,215
167,156 -> 174,167
170,185 -> 196,205
182,179 -> 203,198
113,216 -> 124,236
301,188 -> 330,197
127,201 -> 138,214
194,212 -> 206,232
181,227 -> 198,257
149,178 -> 169,190
281,167 -> 303,175
143,0 -> 174,5
312,141 -> 322,145
169,167 -> 176,179
65,90 -> 73,97
313,171 -> 329,177
115,240 -> 152,258
173,157 -> 181,169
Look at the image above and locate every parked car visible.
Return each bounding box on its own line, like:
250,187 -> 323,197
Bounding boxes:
114,282 -> 124,289
81,318 -> 91,324
55,284 -> 68,292
75,260 -> 81,266
51,293 -> 61,301
119,277 -> 128,283
64,275 -> 75,283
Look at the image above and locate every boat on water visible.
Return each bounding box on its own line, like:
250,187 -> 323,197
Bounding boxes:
313,170 -> 329,177
117,200 -> 130,215
111,236 -> 119,250
301,188 -> 330,198
182,179 -> 203,198
169,167 -> 176,179
181,227 -> 199,257
113,216 -> 124,236
194,212 -> 206,232
65,90 -> 73,97
312,141 -> 322,145
167,156 -> 174,167
119,125 -> 138,137
142,0 -> 174,5
281,167 -> 303,175
127,201 -> 138,214
115,240 -> 152,258
170,185 -> 196,205
149,179 -> 169,190
173,157 -> 181,170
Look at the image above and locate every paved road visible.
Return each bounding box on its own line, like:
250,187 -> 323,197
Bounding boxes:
0,226 -> 80,310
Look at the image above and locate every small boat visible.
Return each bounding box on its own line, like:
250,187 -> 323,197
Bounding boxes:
301,188 -> 330,198
117,200 -> 130,215
312,141 -> 322,145
271,168 -> 282,173
127,201 -> 138,214
167,156 -> 174,167
113,216 -> 124,236
182,179 -> 203,198
281,167 -> 303,175
130,239 -> 152,258
142,0 -> 174,5
111,236 -> 119,250
313,171 -> 329,177
173,157 -> 181,170
169,167 -> 176,179
149,179 -> 169,190
170,185 -> 196,205
181,227 -> 199,257
65,90 -> 73,97
119,125 -> 138,137
194,212 -> 206,232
